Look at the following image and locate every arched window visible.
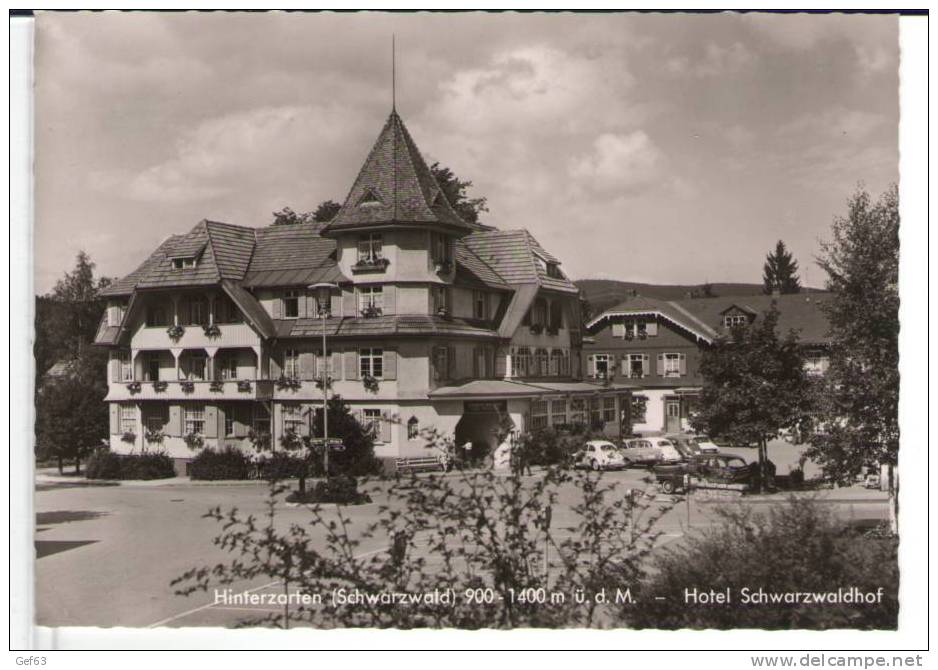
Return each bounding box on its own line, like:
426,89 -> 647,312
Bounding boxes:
407,416 -> 419,440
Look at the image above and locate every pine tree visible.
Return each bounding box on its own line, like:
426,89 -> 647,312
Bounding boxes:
763,240 -> 802,294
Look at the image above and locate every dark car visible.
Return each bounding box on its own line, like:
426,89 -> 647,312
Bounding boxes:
654,453 -> 768,494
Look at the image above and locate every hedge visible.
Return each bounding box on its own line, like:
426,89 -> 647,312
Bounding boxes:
189,447 -> 252,481
85,450 -> 176,480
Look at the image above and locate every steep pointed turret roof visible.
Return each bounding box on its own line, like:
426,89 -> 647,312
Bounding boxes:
321,111 -> 478,235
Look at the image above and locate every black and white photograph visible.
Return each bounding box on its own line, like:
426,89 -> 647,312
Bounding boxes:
11,6 -> 929,655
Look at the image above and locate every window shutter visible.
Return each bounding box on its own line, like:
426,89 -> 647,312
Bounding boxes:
330,292 -> 341,317
383,349 -> 397,380
447,346 -> 457,380
495,350 -> 507,378
612,323 -> 625,338
383,285 -> 396,315
299,350 -> 316,381
586,355 -> 595,378
234,407 -> 248,438
306,293 -> 316,318
168,404 -> 182,436
621,356 -> 629,377
332,351 -> 343,380
642,354 -> 650,377
343,289 -> 356,317
380,417 -> 392,443
656,354 -> 664,376
109,404 -> 119,434
298,292 -> 308,319
297,407 -> 310,437
345,350 -> 359,380
679,353 -> 687,376
203,406 -> 218,438
646,321 -> 658,336
272,296 -> 282,319
110,353 -> 120,382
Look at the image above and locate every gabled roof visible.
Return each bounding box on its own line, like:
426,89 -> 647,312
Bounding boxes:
588,292 -> 833,345
461,229 -> 578,294
321,111 -> 477,235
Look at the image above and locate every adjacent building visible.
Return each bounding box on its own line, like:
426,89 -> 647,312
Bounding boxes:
96,110 -> 628,473
583,292 -> 832,435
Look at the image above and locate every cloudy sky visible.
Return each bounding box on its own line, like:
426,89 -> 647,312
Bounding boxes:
34,11 -> 899,293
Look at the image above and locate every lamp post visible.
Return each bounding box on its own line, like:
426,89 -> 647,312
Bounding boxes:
309,282 -> 338,478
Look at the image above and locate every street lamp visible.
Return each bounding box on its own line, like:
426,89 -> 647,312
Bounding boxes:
309,282 -> 338,477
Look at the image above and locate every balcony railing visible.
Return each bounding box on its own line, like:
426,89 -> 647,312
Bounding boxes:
114,379 -> 274,401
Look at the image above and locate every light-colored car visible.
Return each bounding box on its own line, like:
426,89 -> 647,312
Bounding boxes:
621,437 -> 683,466
575,440 -> 627,471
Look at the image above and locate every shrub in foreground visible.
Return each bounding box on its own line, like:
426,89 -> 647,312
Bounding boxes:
627,496 -> 898,630
188,447 -> 251,481
257,451 -> 309,482
285,475 -> 371,505
85,450 -> 175,480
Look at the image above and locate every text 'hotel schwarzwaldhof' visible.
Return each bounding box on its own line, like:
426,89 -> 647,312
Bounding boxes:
94,109 -> 831,473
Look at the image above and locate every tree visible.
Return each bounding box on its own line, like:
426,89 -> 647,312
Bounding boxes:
692,306 -> 814,491
809,185 -> 899,528
41,251 -> 112,362
429,162 -> 488,225
312,199 -> 341,223
763,240 -> 802,294
307,395 -> 380,477
35,348 -> 109,473
271,207 -> 315,226
689,282 -> 717,299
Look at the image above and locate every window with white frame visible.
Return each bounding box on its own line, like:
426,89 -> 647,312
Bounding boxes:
282,403 -> 304,434
626,353 -> 645,378
119,403 -> 136,434
359,348 -> 384,379
184,404 -> 205,435
282,348 -> 299,379
119,351 -> 134,382
253,403 -> 270,435
602,396 -> 617,423
663,353 -> 682,378
530,399 -> 549,430
592,354 -> 611,379
432,346 -> 449,381
357,233 -> 383,263
173,257 -> 196,270
362,408 -> 382,438
550,399 -> 566,426
511,347 -> 531,377
473,291 -> 487,320
217,353 -> 238,380
358,286 -> 384,315
283,290 -> 300,319
723,314 -> 748,328
179,353 -> 207,381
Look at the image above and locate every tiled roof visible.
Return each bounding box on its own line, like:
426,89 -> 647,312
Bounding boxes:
674,293 -> 833,344
321,112 -> 476,234
248,222 -> 336,272
461,229 -> 578,294
590,292 -> 832,345
280,314 -> 499,339
205,221 -> 256,279
454,243 -> 511,290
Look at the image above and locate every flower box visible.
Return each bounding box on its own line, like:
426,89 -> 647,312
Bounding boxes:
152,380 -> 168,393
360,305 -> 383,319
203,323 -> 222,338
166,324 -> 185,341
209,380 -> 224,392
126,381 -> 142,395
180,380 -> 195,393
237,380 -> 253,393
529,324 -> 544,335
362,374 -> 380,394
121,431 -> 136,444
275,376 -> 301,391
184,432 -> 204,450
435,259 -> 454,275
351,257 -> 390,274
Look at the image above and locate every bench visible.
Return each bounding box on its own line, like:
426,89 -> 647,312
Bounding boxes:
395,456 -> 445,475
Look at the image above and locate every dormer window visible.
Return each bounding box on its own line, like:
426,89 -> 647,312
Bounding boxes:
546,262 -> 564,279
358,233 -> 383,263
173,257 -> 196,270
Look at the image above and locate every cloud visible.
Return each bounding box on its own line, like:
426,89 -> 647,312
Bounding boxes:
665,42 -> 755,77
90,104 -> 374,204
779,106 -> 888,142
569,131 -> 664,195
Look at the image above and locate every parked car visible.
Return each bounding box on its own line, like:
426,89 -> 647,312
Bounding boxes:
621,437 -> 683,466
666,434 -> 720,458
574,440 -> 628,471
653,453 -> 762,494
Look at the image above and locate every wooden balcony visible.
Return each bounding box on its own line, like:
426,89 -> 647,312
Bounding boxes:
130,322 -> 261,350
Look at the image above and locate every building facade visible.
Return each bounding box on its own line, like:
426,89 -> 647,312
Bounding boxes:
96,111 -> 629,473
583,293 -> 832,435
